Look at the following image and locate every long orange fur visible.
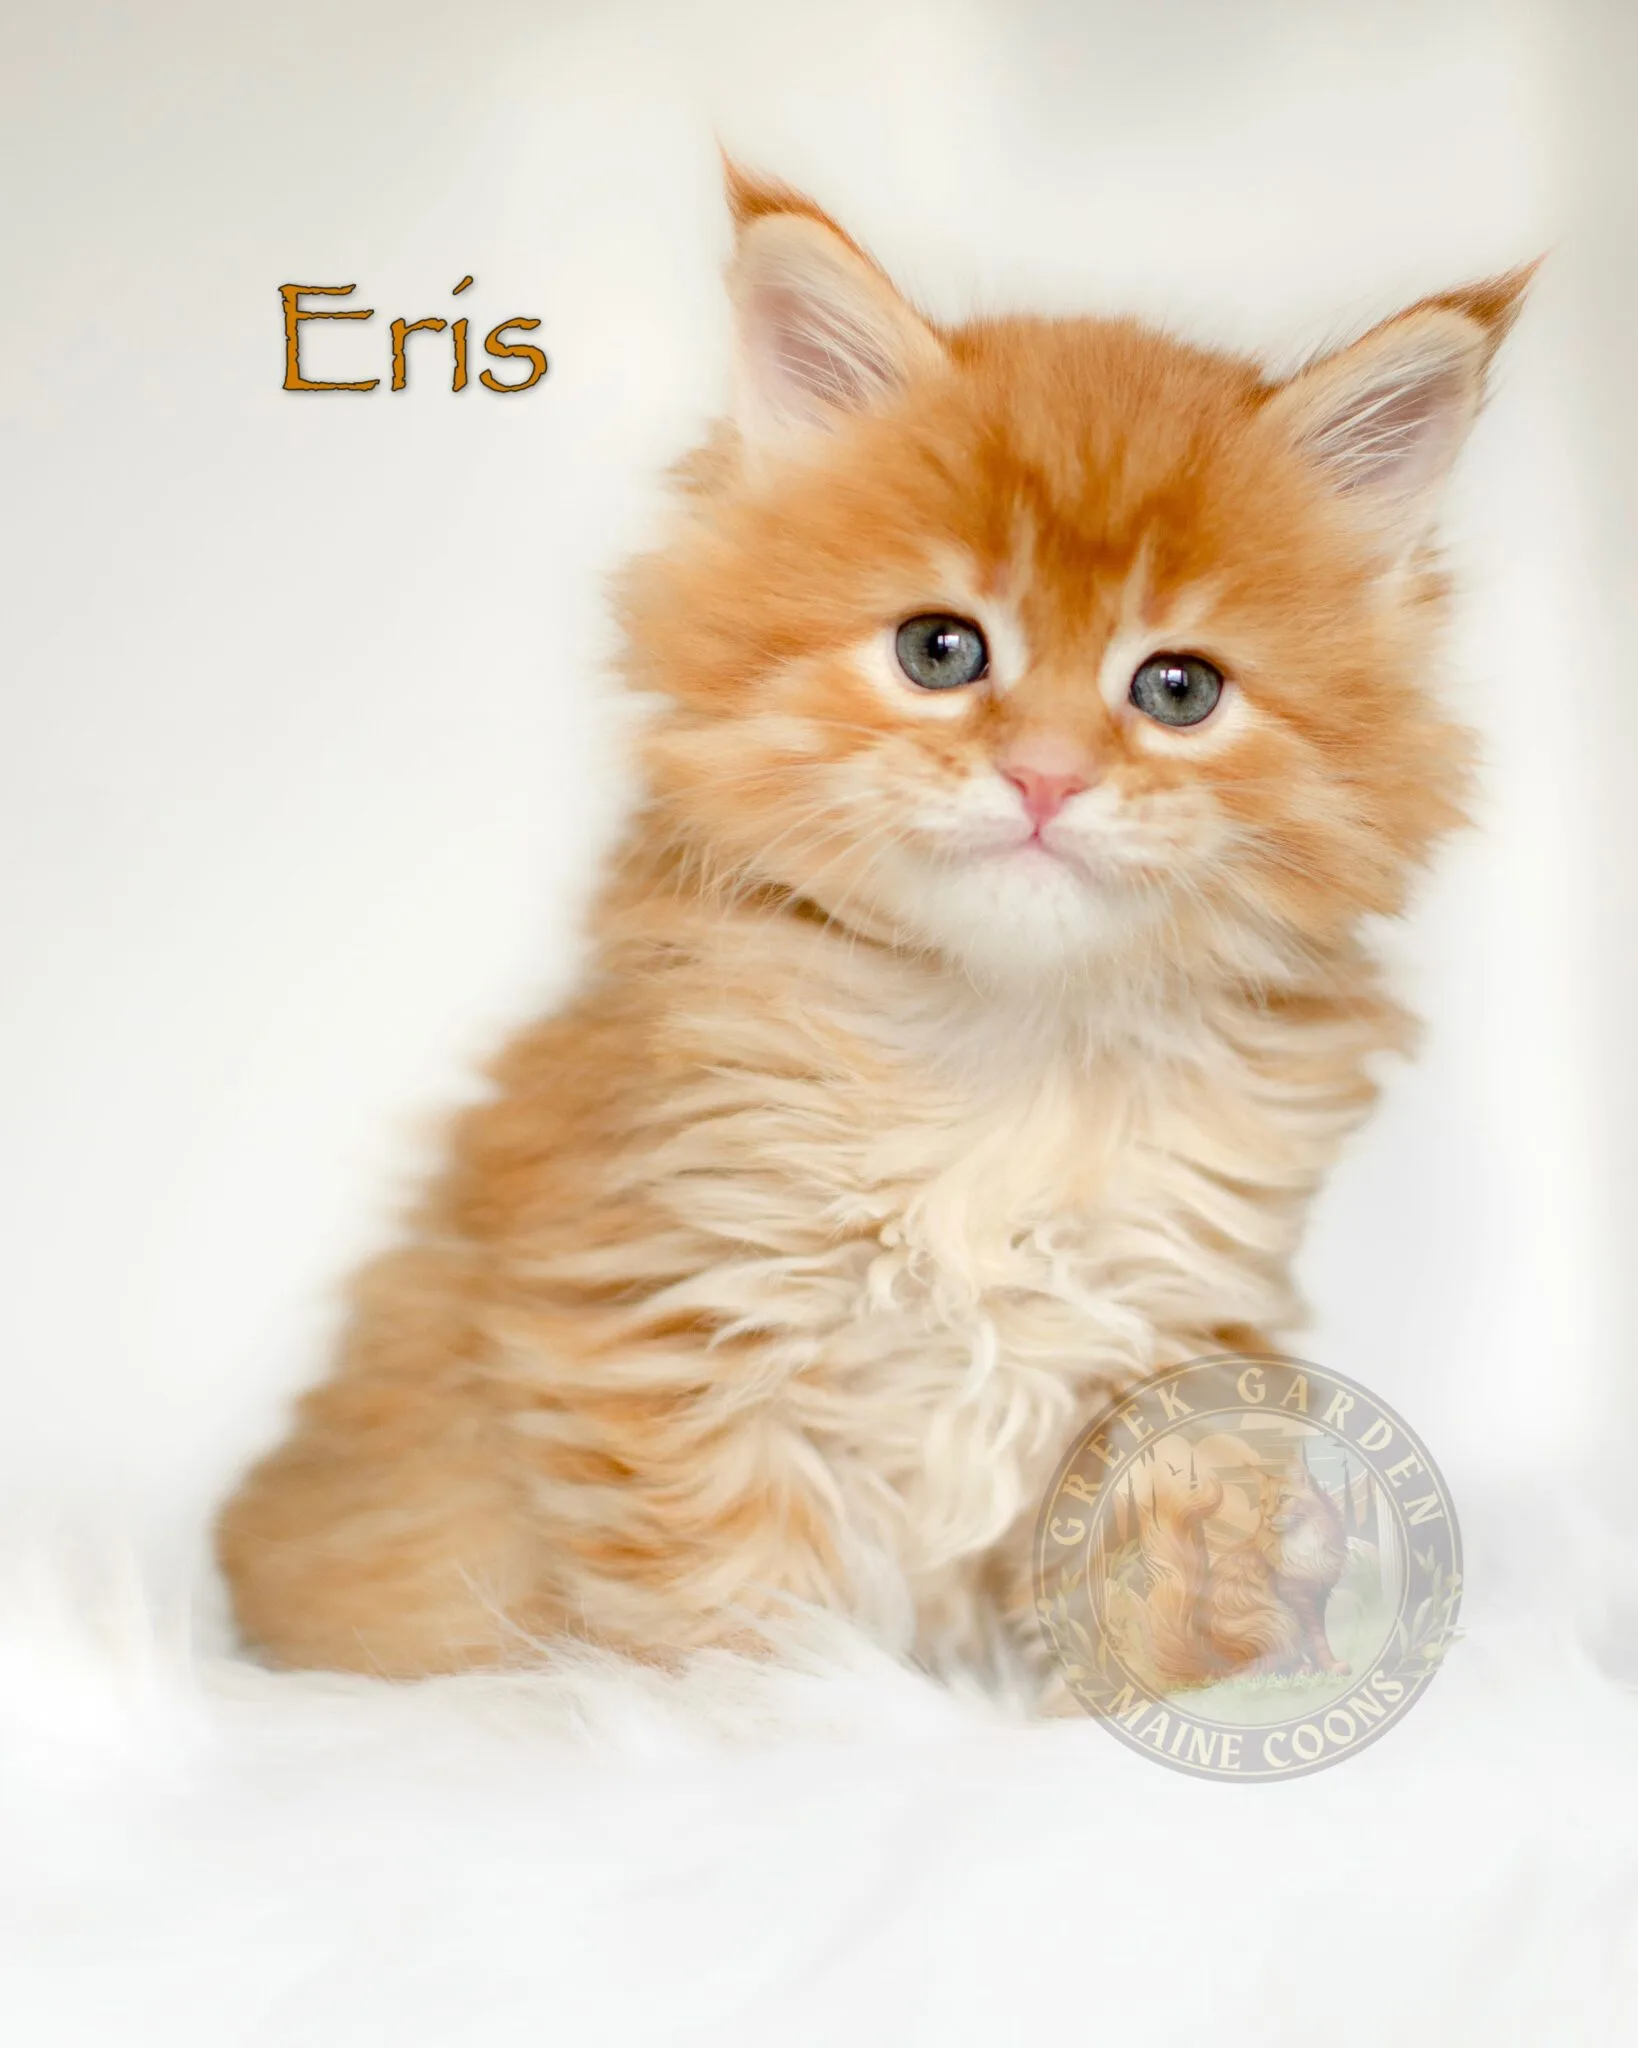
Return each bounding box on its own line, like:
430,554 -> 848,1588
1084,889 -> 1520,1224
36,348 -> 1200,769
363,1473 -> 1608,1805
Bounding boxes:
218,170 -> 1526,1683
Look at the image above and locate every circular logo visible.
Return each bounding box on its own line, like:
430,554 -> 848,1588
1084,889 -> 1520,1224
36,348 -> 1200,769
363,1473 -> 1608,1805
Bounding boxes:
1033,1355 -> 1461,1781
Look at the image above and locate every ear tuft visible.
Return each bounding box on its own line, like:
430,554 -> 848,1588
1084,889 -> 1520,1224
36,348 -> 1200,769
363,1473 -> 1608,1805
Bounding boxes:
1266,262 -> 1537,549
721,154 -> 862,244
721,162 -> 945,448
1419,257 -> 1542,349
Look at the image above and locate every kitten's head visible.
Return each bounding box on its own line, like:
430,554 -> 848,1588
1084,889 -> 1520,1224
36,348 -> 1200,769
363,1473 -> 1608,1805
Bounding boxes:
623,168 -> 1528,988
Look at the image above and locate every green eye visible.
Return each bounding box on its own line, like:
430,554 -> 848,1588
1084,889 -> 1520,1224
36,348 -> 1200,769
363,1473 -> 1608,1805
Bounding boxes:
1129,654 -> 1224,728
895,614 -> 989,691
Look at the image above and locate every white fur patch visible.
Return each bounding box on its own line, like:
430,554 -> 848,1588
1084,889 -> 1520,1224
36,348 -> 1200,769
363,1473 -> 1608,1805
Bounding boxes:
615,921 -> 1380,1662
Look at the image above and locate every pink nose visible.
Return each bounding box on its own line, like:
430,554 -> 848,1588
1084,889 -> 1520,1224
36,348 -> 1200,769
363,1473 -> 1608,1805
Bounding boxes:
1002,762 -> 1091,830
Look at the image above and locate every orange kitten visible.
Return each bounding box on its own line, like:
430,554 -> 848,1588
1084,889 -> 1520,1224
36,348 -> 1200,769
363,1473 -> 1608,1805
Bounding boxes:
218,168 -> 1525,1683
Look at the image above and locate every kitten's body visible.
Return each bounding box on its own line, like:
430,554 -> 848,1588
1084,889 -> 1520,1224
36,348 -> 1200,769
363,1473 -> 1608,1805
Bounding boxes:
220,841 -> 1390,1678
219,173 -> 1522,1684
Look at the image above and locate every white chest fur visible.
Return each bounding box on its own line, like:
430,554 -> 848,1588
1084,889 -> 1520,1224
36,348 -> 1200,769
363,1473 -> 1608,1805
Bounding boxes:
658,960 -> 1371,1605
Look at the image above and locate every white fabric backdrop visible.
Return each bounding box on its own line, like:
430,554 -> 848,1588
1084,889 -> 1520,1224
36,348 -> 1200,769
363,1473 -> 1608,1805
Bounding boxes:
2,2 -> 1634,2039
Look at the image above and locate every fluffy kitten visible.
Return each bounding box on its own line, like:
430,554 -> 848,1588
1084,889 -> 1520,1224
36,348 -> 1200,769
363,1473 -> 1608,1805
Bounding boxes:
218,168 -> 1525,1683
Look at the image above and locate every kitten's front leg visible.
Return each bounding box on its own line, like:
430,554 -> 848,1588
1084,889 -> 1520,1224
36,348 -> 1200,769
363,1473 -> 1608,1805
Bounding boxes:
492,1361 -> 863,1661
220,1242 -> 864,1675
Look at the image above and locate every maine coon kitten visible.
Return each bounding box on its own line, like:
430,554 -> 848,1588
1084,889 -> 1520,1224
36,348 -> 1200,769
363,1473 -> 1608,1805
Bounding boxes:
218,168 -> 1526,1683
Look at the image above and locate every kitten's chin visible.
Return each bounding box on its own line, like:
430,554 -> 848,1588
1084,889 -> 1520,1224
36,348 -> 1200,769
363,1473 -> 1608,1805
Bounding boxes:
867,843 -> 1166,984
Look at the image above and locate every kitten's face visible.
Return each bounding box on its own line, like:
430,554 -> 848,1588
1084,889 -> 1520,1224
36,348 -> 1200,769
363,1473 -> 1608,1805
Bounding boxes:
626,178 -> 1521,989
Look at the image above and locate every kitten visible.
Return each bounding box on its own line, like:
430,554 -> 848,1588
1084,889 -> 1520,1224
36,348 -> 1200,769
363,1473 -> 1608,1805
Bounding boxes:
218,166 -> 1525,1684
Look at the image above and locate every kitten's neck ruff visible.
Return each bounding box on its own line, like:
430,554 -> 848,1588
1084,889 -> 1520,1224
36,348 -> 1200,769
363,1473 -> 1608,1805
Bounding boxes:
603,806 -> 1394,1092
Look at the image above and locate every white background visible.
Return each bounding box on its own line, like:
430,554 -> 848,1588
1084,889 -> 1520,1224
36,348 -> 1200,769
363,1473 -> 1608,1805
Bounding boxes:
2,0 -> 1633,1635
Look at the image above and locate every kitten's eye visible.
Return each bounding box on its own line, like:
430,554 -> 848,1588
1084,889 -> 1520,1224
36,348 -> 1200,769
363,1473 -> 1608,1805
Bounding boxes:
1129,653 -> 1224,728
895,614 -> 989,691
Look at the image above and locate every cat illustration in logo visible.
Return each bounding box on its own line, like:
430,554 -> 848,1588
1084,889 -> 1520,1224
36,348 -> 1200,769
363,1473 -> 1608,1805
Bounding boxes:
1116,1453 -> 1350,1692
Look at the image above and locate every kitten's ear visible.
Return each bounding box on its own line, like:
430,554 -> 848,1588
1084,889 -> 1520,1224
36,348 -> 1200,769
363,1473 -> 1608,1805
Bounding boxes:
722,161 -> 946,448
1265,263 -> 1537,554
